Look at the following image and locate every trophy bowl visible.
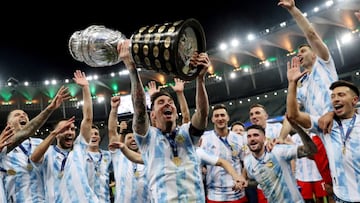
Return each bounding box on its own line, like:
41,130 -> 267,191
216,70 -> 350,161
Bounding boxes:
69,18 -> 206,81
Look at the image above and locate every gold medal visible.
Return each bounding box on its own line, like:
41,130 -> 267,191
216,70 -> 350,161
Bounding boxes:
297,81 -> 302,88
26,164 -> 33,171
7,169 -> 16,175
266,161 -> 273,168
342,146 -> 346,155
96,171 -> 101,176
173,157 -> 182,166
232,150 -> 238,157
134,171 -> 140,177
175,135 -> 185,144
58,171 -> 64,179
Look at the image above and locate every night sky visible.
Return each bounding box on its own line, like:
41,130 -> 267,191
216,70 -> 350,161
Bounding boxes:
0,0 -> 320,82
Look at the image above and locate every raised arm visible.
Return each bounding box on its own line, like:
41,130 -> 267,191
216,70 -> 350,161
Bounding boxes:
286,56 -> 312,128
118,39 -> 149,135
31,117 -> 75,163
288,118 -> 318,158
108,96 -> 121,144
355,10 -> 360,22
191,52 -> 210,130
7,86 -> 70,152
279,116 -> 293,142
146,81 -> 160,98
171,78 -> 190,124
0,125 -> 14,151
278,0 -> 329,61
74,70 -> 92,143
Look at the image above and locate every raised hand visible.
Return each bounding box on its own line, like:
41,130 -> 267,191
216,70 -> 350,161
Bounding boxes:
73,70 -> 89,87
147,81 -> 161,97
53,117 -> 75,136
287,56 -> 308,83
48,86 -> 71,110
190,52 -> 210,79
0,125 -> 14,150
111,96 -> 121,109
277,0 -> 295,10
355,10 -> 360,22
117,39 -> 135,70
170,78 -> 186,93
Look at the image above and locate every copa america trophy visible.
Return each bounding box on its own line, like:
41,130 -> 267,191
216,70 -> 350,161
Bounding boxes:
68,18 -> 206,81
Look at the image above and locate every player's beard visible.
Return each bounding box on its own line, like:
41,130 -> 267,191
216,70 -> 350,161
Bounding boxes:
165,121 -> 173,133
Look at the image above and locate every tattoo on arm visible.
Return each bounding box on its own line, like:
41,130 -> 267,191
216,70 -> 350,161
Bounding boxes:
130,71 -> 149,135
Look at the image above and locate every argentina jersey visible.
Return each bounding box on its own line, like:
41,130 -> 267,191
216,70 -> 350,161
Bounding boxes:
37,145 -> 70,202
200,130 -> 245,201
311,114 -> 360,202
3,138 -> 45,203
0,148 -> 7,203
265,122 -> 283,140
85,149 -> 112,203
244,145 -> 304,203
135,123 -> 205,203
292,133 -> 322,181
297,56 -> 338,116
57,135 -> 99,203
111,149 -> 149,203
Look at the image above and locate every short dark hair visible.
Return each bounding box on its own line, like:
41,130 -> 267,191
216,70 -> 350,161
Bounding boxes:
121,119 -> 133,136
53,118 -> 72,130
330,80 -> 359,97
150,91 -> 173,110
91,124 -> 99,131
246,124 -> 265,135
213,104 -> 227,112
230,121 -> 245,130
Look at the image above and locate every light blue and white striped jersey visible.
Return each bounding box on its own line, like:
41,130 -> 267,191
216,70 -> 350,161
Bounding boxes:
200,130 -> 246,201
297,56 -> 337,116
85,149 -> 112,203
291,133 -> 322,182
111,149 -> 149,203
57,135 -> 99,203
196,147 -> 218,166
135,123 -> 205,203
244,145 -> 304,203
311,114 -> 360,202
0,147 -> 7,203
2,138 -> 45,203
36,145 -> 70,202
265,122 -> 283,140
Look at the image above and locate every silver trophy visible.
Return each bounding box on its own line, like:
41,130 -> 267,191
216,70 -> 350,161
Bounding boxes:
68,18 -> 206,81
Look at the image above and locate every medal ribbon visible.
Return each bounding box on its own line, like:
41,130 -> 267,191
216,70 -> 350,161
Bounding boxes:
335,114 -> 356,153
132,163 -> 137,173
300,74 -> 308,84
0,167 -> 6,173
54,146 -> 69,173
214,130 -> 233,152
164,129 -> 178,158
255,151 -> 267,165
19,138 -> 32,166
87,150 -> 103,173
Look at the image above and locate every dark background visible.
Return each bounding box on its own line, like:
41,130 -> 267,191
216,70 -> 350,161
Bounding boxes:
0,0 -> 321,81
0,1 -> 360,147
